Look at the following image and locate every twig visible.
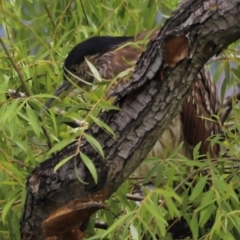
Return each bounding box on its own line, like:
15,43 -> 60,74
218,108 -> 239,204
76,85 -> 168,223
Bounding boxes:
207,55 -> 240,64
80,0 -> 89,25
25,73 -> 54,83
0,1 -> 12,47
0,38 -> 32,96
38,115 -> 52,150
207,55 -> 228,64
44,3 -> 56,28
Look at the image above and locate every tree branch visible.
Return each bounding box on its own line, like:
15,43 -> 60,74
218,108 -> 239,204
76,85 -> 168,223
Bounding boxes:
20,1 -> 240,239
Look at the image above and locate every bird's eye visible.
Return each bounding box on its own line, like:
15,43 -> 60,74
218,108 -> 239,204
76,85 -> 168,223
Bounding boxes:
71,67 -> 78,74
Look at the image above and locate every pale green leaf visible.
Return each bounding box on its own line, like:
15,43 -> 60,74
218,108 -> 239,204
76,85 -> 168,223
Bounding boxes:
26,104 -> 41,137
48,139 -> 76,155
98,100 -> 120,111
80,152 -> 98,184
130,224 -> 139,240
83,133 -> 104,158
85,58 -> 102,82
90,115 -> 115,138
2,197 -> 17,224
54,155 -> 73,172
190,214 -> 199,240
101,213 -> 133,238
189,176 -> 208,201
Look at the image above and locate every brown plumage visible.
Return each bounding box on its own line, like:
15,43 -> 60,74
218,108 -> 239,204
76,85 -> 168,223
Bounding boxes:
181,69 -> 220,158
44,29 -> 220,178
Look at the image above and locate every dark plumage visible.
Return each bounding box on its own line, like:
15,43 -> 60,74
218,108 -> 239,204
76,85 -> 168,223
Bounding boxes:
64,36 -> 132,70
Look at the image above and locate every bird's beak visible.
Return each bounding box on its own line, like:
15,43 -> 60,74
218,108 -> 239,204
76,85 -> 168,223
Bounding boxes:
43,81 -> 74,110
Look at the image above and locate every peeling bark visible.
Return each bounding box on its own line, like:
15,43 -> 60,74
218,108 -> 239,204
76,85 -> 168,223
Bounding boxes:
20,0 -> 240,239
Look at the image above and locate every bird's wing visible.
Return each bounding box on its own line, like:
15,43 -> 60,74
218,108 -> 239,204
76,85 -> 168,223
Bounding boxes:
181,67 -> 220,158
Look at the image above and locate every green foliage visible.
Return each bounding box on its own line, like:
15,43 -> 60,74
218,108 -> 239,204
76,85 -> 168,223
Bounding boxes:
0,0 -> 240,239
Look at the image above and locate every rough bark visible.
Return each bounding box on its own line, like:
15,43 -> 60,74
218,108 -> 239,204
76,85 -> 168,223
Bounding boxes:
20,0 -> 240,239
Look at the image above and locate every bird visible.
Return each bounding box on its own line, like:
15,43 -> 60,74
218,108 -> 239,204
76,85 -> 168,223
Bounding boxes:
44,30 -> 158,108
44,29 -> 220,179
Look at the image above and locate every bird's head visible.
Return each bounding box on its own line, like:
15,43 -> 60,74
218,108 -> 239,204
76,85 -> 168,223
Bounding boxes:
43,36 -> 132,110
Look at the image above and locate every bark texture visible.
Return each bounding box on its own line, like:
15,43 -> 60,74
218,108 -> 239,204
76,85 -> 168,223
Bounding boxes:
21,0 -> 240,239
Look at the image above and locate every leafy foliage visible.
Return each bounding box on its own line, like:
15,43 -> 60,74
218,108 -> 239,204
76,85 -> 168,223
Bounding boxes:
0,0 -> 240,239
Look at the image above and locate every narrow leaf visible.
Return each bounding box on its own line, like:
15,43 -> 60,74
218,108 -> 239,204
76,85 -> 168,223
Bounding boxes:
54,155 -> 73,172
85,58 -> 102,82
83,133 -> 104,158
80,152 -> 98,184
90,115 -> 115,138
26,104 -> 41,137
101,213 -> 133,238
189,176 -> 208,201
48,139 -> 76,155
2,197 -> 17,224
98,100 -> 120,110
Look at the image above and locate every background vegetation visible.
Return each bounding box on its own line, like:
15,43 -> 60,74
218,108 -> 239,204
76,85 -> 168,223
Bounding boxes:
0,0 -> 240,239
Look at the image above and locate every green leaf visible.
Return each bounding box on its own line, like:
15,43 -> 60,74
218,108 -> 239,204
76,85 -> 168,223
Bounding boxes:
168,142 -> 184,159
80,152 -> 98,184
190,214 -> 199,240
0,181 -> 19,186
210,208 -> 222,237
139,216 -> 158,240
86,233 -> 104,240
199,203 -> 215,227
144,201 -> 167,225
2,197 -> 17,224
193,142 -> 201,159
54,155 -> 74,172
189,176 -> 208,201
232,67 -> 240,79
101,212 -> 133,238
195,190 -> 215,212
66,102 -> 91,115
83,133 -> 104,158
85,58 -> 102,82
130,224 -> 139,240
98,100 -> 120,111
90,115 -> 115,139
219,230 -> 236,240
73,159 -> 88,184
26,104 -> 41,137
165,196 -> 181,217
221,62 -> 230,102
144,203 -> 167,237
48,139 -> 76,155
2,100 -> 19,123
0,162 -> 24,180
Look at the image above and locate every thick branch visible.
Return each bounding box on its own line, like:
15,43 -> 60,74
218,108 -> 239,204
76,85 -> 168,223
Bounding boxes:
20,1 -> 240,239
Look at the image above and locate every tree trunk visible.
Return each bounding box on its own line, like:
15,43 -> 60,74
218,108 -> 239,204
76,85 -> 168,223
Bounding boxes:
20,0 -> 240,239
